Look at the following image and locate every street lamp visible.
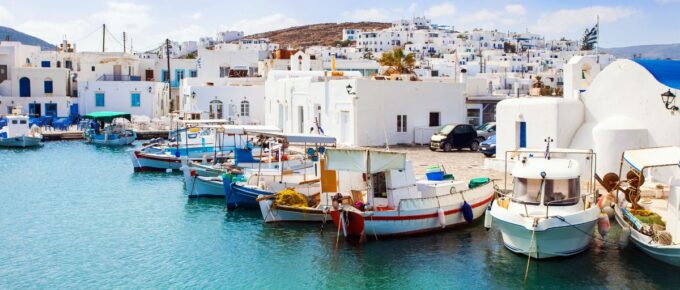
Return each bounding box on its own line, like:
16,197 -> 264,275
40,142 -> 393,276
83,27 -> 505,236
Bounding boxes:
661,89 -> 678,111
346,84 -> 356,95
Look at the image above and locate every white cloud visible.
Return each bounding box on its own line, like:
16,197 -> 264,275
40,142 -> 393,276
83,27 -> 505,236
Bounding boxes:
187,12 -> 202,20
505,4 -> 526,15
161,24 -> 209,42
425,3 -> 457,18
532,6 -> 635,36
90,2 -> 152,33
225,14 -> 301,35
343,8 -> 389,22
0,5 -> 14,23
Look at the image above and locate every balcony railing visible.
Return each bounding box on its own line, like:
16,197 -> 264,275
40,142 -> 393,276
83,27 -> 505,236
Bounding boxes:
97,74 -> 142,81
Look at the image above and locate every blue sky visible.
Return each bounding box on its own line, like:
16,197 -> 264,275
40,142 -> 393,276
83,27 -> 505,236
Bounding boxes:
0,0 -> 678,51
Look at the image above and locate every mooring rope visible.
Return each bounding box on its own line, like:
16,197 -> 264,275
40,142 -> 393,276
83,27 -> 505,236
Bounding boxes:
553,216 -> 618,246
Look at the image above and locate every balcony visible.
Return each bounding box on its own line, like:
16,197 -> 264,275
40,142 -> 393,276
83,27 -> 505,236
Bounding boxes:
97,74 -> 142,81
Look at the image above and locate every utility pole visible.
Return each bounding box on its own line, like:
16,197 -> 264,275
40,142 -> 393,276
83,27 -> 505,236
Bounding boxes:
102,24 -> 106,52
165,38 -> 172,112
123,32 -> 126,53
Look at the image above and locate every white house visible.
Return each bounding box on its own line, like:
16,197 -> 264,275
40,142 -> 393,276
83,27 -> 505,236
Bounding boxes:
78,79 -> 168,118
180,77 -> 265,124
264,70 -> 466,146
493,56 -> 680,176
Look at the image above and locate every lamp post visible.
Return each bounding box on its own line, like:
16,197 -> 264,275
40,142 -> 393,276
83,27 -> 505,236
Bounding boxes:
661,89 -> 678,112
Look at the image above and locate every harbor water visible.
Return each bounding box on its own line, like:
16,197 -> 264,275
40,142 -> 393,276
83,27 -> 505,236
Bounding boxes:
1,142 -> 678,289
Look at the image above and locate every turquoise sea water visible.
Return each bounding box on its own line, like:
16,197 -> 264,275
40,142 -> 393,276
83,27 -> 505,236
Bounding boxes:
1,141 -> 678,289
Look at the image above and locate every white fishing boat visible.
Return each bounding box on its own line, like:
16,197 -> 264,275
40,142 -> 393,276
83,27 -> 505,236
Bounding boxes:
490,145 -> 599,259
82,112 -> 136,146
609,147 -> 680,267
0,114 -> 42,148
327,148 -> 494,239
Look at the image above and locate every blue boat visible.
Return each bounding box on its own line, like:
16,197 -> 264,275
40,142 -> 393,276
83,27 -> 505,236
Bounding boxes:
82,112 -> 136,146
224,180 -> 271,210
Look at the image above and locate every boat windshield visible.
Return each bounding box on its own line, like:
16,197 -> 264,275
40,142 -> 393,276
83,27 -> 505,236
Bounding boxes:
439,124 -> 455,135
544,178 -> 580,206
513,178 -> 542,205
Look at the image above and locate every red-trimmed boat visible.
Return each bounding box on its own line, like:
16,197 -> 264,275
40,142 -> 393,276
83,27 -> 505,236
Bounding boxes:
326,149 -> 494,240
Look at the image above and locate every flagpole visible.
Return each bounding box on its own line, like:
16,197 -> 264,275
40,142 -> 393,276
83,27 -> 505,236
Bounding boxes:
596,15 -> 600,64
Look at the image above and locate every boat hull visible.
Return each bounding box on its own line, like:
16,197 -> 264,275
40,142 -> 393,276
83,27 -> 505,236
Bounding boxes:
131,151 -> 212,172
258,199 -> 328,223
613,205 -> 680,267
227,183 -> 273,209
86,134 -> 136,146
330,183 -> 495,238
0,136 -> 42,148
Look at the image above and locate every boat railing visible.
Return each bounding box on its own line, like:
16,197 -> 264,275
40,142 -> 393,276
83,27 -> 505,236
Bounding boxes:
495,186 -> 595,218
544,193 -> 595,218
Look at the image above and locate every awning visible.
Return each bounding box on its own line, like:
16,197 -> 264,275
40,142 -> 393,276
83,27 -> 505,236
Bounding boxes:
623,146 -> 680,172
82,111 -> 131,123
325,148 -> 406,173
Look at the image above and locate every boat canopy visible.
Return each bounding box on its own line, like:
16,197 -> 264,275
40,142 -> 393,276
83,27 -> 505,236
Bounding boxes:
623,146 -> 680,172
82,111 -> 132,123
512,158 -> 581,180
325,148 -> 406,174
196,125 -> 281,135
246,131 -> 336,144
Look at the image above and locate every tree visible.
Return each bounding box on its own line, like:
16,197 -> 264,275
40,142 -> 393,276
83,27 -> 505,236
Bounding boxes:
378,48 -> 416,75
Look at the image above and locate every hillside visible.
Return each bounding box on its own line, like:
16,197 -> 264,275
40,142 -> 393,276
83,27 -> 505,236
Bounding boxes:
603,43 -> 680,60
0,26 -> 55,50
245,22 -> 390,48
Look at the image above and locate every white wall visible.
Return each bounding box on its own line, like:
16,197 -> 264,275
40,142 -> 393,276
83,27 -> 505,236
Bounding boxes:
78,80 -> 167,118
182,84 -> 265,124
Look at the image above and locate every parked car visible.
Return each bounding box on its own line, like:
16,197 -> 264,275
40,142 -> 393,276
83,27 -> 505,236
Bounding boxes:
476,122 -> 496,141
479,134 -> 496,157
430,123 -> 479,152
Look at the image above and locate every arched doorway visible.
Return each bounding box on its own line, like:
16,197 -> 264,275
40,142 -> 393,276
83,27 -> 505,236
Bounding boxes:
19,77 -> 31,97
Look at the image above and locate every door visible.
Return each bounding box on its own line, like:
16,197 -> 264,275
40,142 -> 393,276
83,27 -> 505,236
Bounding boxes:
45,103 -> 58,117
113,65 -> 122,80
339,111 -> 349,144
28,103 -> 41,117
19,77 -> 31,97
519,121 -> 527,148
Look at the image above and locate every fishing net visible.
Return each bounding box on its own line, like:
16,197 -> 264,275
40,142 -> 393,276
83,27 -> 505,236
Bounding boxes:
630,209 -> 666,227
275,188 -> 308,208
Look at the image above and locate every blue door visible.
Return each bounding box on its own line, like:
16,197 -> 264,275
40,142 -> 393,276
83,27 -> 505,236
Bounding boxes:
519,121 -> 527,148
28,103 -> 41,117
45,103 -> 58,117
19,77 -> 31,97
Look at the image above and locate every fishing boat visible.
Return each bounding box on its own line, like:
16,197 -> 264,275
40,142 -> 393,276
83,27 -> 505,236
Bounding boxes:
608,147 -> 680,267
131,124 -> 278,172
489,144 -> 599,259
182,131 -> 335,201
82,112 -> 136,146
0,113 -> 42,148
327,148 -> 494,239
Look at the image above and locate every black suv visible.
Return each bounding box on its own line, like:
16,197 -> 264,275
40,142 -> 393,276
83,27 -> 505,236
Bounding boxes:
429,124 -> 479,152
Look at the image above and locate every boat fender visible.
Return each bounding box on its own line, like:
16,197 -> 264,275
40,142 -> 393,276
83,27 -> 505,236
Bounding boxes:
437,208 -> 446,228
484,206 -> 492,230
461,201 -> 473,224
603,203 -> 615,219
619,226 -> 631,249
597,212 -> 610,238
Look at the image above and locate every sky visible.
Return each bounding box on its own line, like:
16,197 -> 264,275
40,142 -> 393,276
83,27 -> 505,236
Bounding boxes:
0,0 -> 678,52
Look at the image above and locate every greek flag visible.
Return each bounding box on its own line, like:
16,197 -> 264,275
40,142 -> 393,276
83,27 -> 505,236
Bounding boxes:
584,24 -> 598,46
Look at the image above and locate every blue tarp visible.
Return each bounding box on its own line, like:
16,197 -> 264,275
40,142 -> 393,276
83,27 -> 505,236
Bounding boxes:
633,59 -> 680,90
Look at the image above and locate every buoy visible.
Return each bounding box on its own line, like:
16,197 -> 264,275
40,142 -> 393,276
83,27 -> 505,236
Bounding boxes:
597,212 -> 610,238
619,226 -> 631,248
597,195 -> 605,208
484,206 -> 492,230
603,204 -> 615,218
437,208 -> 446,228
461,201 -> 473,224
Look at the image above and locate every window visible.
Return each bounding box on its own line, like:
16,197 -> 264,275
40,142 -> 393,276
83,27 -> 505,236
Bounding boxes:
65,60 -> 72,69
209,100 -> 223,119
544,178 -> 580,206
20,120 -> 27,124
41,61 -> 50,68
44,79 -> 53,94
429,112 -> 440,127
131,93 -> 141,107
189,70 -> 197,78
397,115 -> 407,132
95,93 -> 105,107
240,100 -> 250,116
219,66 -> 229,78
56,61 -> 61,68
513,178 -> 542,205
161,70 -> 168,82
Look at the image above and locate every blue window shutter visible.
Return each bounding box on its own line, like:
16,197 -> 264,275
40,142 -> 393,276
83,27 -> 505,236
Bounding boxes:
41,61 -> 50,68
95,93 -> 105,107
131,93 -> 141,107
44,80 -> 53,93
519,122 -> 527,148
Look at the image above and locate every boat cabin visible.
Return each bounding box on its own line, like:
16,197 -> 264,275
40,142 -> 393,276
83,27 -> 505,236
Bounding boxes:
511,158 -> 582,207
0,115 -> 31,139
